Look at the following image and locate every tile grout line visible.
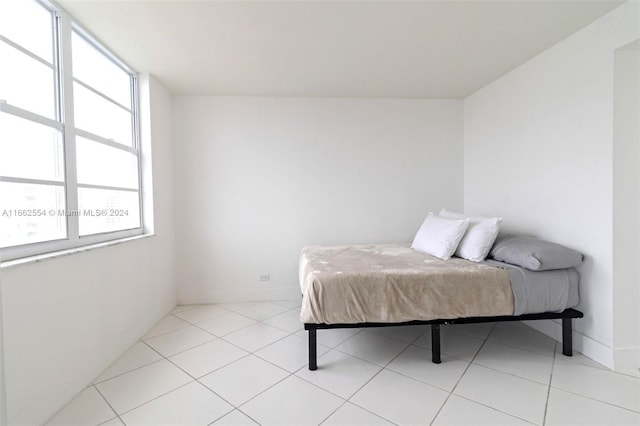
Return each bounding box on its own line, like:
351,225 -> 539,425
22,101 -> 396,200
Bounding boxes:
445,322 -> 558,425
428,322 -> 498,426
196,324 -> 305,405
450,322 -> 552,426
465,355 -> 554,387
554,348 -> 640,376
145,331 -> 220,359
321,325 -> 430,425
195,373 -> 248,416
141,313 -> 192,340
151,306 -> 301,358
172,306 -> 311,387
141,339 -> 242,404
93,384 -> 126,426
193,305 -> 303,353
443,323 -> 553,425
450,394 -> 539,426
554,352 -> 639,378
93,356 -> 166,386
546,384 -> 640,414
542,341 -> 558,425
220,358 -> 298,417
189,317 -> 259,340
317,397 -> 400,426
174,302 -> 290,326
125,340 -> 245,419
311,330 -> 412,426
189,311 -> 343,421
547,349 -> 640,413
225,406 -> 263,426
309,396 -> 346,425
116,380 -> 202,419
380,340 -> 479,394
330,341 -> 411,369
306,328 -> 365,350
412,330 -> 486,364
230,303 -> 298,324
250,331 -> 331,371
289,329 -> 386,414
218,326 -> 296,356
204,409 -> 233,426
443,322 -> 498,340
482,333 -> 556,359
173,312 -> 234,328
362,324 -> 431,345
486,321 -> 564,357
383,366 -> 455,396
479,338 -> 556,359
451,324 -> 560,387
190,330 -> 318,425
142,338 -> 251,391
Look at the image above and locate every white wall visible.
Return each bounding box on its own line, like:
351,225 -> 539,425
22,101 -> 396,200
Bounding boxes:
173,97 -> 463,303
464,1 -> 640,369
0,75 -> 176,425
613,42 -> 640,369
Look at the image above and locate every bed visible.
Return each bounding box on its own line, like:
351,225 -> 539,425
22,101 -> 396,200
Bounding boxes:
300,244 -> 583,370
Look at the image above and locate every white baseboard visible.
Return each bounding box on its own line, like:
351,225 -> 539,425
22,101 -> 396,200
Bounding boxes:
523,319 -> 614,369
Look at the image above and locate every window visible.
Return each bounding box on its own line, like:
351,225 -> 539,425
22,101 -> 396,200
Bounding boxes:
0,0 -> 142,261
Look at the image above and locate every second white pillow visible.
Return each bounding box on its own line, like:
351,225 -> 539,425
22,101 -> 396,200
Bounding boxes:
439,208 -> 502,262
411,213 -> 470,260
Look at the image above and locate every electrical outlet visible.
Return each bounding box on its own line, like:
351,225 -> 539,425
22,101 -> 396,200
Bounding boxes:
259,274 -> 271,282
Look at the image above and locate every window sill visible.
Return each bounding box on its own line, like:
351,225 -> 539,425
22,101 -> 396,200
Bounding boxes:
0,234 -> 156,270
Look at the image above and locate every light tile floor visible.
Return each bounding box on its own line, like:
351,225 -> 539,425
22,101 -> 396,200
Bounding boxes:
47,302 -> 640,426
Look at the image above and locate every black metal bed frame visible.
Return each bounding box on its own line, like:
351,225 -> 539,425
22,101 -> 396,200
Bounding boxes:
304,308 -> 584,370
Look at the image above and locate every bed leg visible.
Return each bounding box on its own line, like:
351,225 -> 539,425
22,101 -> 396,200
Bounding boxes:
431,324 -> 441,364
308,328 -> 318,370
562,318 -> 573,356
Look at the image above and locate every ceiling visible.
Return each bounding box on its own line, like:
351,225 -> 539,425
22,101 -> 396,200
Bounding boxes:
58,0 -> 625,99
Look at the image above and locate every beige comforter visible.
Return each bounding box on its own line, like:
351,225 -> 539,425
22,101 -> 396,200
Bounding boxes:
300,244 -> 514,324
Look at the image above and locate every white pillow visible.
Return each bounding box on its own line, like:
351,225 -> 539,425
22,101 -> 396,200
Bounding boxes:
411,213 -> 470,260
439,208 -> 502,262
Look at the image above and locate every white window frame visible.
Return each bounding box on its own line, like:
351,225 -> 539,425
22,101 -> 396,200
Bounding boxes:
0,0 -> 143,262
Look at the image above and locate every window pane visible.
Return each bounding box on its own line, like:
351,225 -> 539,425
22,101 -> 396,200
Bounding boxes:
0,112 -> 64,181
78,188 -> 140,236
0,182 -> 66,248
0,40 -> 55,119
72,31 -> 131,107
73,82 -> 133,146
76,137 -> 138,189
0,0 -> 53,63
